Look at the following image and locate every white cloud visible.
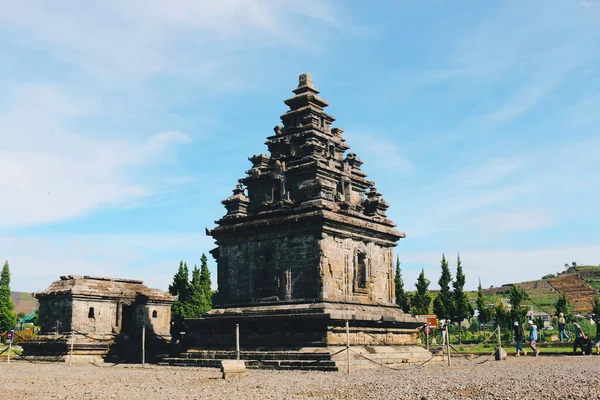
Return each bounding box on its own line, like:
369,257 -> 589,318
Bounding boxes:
398,244 -> 600,291
470,211 -> 556,234
345,130 -> 414,175
0,85 -> 192,229
454,158 -> 527,187
1,233 -> 216,293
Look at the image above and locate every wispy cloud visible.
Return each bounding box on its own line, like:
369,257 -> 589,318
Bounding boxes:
1,233 -> 215,292
398,244 -> 600,291
345,129 -> 414,175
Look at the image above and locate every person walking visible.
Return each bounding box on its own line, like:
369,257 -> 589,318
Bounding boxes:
439,319 -> 448,346
558,312 -> 570,342
572,320 -> 587,354
513,321 -> 526,356
528,320 -> 540,356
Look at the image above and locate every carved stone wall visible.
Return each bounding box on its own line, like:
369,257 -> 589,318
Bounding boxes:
217,233 -> 321,305
320,233 -> 395,305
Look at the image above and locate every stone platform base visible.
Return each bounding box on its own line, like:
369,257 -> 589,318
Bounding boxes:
160,345 -> 435,371
169,301 -> 432,371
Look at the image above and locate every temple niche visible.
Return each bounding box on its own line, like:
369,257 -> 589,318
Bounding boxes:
180,74 -> 429,369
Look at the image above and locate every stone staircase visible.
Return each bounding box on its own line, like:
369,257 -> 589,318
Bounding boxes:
158,345 -> 435,371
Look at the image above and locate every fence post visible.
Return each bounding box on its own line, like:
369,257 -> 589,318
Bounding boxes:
142,325 -> 146,368
7,340 -> 11,364
445,324 -> 450,367
69,330 -> 74,366
497,325 -> 502,362
236,323 -> 240,360
346,320 -> 350,374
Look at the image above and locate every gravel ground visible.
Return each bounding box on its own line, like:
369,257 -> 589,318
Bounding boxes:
1,356 -> 599,400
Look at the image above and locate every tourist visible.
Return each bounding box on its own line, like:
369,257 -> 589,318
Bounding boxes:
439,319 -> 448,346
572,320 -> 587,354
513,321 -> 526,356
558,312 -> 570,342
528,320 -> 540,356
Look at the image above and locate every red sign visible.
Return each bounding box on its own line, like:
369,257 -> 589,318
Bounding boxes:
6,330 -> 14,343
426,317 -> 438,328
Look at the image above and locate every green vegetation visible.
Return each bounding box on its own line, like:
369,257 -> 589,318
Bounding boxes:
1,261 -> 17,332
169,255 -> 213,323
433,254 -> 453,321
452,255 -> 473,342
411,269 -> 431,315
394,257 -> 409,313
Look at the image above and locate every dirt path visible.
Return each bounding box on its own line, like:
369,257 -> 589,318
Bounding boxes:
1,355 -> 599,399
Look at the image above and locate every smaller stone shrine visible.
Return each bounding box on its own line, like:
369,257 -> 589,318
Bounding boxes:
22,275 -> 176,364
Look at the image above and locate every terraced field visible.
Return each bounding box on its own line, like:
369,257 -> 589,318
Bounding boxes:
479,266 -> 600,315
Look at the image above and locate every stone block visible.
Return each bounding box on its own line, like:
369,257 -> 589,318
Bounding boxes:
221,360 -> 246,379
494,347 -> 507,361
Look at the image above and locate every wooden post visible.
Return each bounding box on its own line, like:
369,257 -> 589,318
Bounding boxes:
7,340 -> 11,364
497,325 -> 502,361
346,320 -> 350,374
426,325 -> 430,351
142,325 -> 146,368
69,330 -> 74,366
445,324 -> 450,367
236,324 -> 240,360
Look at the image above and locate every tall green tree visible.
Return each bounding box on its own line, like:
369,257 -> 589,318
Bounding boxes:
452,255 -> 473,343
169,261 -> 190,321
508,284 -> 528,323
394,256 -> 409,312
494,302 -> 511,331
433,254 -> 453,320
199,253 -> 212,313
0,261 -> 16,332
476,279 -> 491,333
554,291 -> 570,319
185,265 -> 206,318
411,269 -> 431,315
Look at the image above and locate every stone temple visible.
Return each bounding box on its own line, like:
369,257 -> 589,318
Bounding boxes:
171,73 -> 429,370
23,275 -> 175,364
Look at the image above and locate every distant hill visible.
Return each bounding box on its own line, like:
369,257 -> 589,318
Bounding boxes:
480,265 -> 600,315
10,291 -> 38,315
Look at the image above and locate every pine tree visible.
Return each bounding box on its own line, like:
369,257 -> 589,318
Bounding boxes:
433,254 -> 453,321
411,269 -> 431,315
475,279 -> 491,333
554,291 -> 570,319
184,265 -> 205,318
169,261 -> 190,321
0,261 -> 16,332
452,255 -> 473,343
394,256 -> 409,312
199,253 -> 212,313
0,260 -> 10,287
508,284 -> 528,323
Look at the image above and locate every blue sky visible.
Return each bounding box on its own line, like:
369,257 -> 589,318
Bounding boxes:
1,1 -> 599,293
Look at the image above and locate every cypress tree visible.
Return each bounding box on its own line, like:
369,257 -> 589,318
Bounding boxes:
508,284 -> 528,323
412,269 -> 431,315
452,255 -> 473,343
554,291 -> 570,319
199,253 -> 212,313
185,265 -> 205,318
0,261 -> 10,287
394,256 -> 409,312
0,261 -> 16,332
433,254 -> 453,321
169,261 -> 190,321
475,279 -> 491,333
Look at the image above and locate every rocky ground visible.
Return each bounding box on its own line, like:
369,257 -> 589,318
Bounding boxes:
1,355 -> 599,399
